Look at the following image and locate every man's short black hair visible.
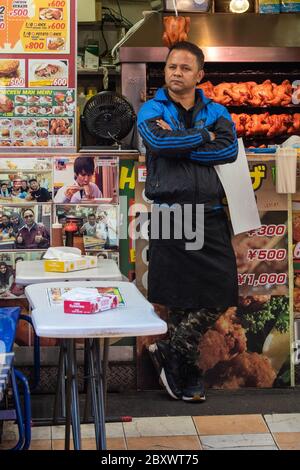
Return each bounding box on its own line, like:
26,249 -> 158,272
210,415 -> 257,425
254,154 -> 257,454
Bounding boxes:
88,213 -> 96,218
29,178 -> 37,184
74,156 -> 95,176
166,41 -> 205,70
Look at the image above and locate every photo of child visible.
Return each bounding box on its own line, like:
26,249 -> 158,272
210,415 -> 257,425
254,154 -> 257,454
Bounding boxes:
53,155 -> 118,204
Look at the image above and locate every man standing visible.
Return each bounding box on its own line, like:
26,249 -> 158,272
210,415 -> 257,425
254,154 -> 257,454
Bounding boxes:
80,213 -> 97,237
137,42 -> 238,402
16,208 -> 50,249
96,212 -> 118,249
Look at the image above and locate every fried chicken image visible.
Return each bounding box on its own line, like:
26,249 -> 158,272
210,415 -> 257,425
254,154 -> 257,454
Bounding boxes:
204,352 -> 276,389
197,307 -> 247,373
294,286 -> 300,313
239,294 -> 271,310
293,214 -> 300,242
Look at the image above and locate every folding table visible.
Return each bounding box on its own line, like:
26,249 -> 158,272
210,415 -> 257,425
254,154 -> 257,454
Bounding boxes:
25,280 -> 167,450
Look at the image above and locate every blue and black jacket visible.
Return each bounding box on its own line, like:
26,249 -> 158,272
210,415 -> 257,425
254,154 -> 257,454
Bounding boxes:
137,87 -> 238,205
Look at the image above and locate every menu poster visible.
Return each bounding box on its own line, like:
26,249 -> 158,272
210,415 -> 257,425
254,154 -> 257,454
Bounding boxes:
0,0 -> 76,151
0,0 -> 70,55
0,89 -> 75,148
292,208 -> 300,320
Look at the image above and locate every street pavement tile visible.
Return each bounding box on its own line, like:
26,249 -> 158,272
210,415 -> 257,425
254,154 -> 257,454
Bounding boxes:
51,438 -> 126,450
193,414 -> 268,435
123,416 -> 197,437
29,440 -> 52,450
126,435 -> 202,451
264,414 -> 300,433
273,433 -> 300,450
200,433 -> 278,450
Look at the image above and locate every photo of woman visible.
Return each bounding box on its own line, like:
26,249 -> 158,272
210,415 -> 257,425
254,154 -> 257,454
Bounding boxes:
0,261 -> 14,297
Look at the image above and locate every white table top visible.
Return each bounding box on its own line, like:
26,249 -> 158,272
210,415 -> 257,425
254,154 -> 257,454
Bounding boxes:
25,281 -> 167,339
16,259 -> 122,285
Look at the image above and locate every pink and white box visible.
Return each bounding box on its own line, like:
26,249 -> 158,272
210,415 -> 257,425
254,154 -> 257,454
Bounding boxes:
62,288 -> 119,314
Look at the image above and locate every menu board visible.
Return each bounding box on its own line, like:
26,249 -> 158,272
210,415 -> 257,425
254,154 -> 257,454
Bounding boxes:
0,0 -> 70,54
0,0 -> 76,151
0,89 -> 75,147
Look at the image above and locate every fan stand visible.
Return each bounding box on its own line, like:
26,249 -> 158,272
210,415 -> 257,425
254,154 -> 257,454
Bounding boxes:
107,132 -> 122,151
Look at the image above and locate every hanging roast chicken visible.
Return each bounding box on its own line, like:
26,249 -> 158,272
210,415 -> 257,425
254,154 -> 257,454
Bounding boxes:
231,112 -> 300,138
197,80 -> 292,107
162,16 -> 191,48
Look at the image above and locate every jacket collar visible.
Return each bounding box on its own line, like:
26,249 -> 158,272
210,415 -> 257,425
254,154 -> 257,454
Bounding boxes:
154,87 -> 211,107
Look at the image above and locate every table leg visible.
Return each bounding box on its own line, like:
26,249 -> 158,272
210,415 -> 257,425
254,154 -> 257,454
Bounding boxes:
86,339 -> 101,447
102,339 -> 110,410
93,339 -> 106,450
64,340 -> 72,450
83,348 -> 92,422
64,339 -> 81,450
53,340 -> 66,423
70,340 -> 81,450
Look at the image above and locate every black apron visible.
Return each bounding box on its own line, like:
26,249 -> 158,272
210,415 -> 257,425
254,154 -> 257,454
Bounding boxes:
148,208 -> 238,310
147,93 -> 238,310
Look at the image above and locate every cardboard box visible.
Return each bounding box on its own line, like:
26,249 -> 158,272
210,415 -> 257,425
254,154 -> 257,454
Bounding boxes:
77,0 -> 96,22
64,294 -> 119,314
84,43 -> 99,70
44,256 -> 97,273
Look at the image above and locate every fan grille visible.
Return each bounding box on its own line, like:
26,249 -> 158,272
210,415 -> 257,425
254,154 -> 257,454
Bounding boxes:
83,92 -> 135,142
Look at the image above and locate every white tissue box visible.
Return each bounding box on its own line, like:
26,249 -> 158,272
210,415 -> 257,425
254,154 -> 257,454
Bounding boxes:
44,256 -> 97,273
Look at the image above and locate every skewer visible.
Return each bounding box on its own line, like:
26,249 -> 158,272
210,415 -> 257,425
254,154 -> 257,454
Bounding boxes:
172,0 -> 178,17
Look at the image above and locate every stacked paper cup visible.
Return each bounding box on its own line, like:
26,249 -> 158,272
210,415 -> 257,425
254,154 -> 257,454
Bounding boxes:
276,147 -> 297,194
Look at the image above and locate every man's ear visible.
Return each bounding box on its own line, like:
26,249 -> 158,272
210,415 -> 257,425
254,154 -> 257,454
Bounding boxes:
197,70 -> 205,84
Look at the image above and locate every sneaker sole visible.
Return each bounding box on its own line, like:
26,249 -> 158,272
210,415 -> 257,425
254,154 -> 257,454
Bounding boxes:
148,343 -> 181,400
182,395 -> 206,402
148,343 -> 161,374
160,369 -> 181,400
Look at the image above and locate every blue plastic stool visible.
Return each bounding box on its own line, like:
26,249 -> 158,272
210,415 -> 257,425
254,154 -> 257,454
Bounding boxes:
0,307 -> 31,450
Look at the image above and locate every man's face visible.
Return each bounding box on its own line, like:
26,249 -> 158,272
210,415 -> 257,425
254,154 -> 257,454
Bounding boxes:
88,216 -> 96,226
13,179 -> 22,189
23,211 -> 34,226
76,171 -> 92,186
99,214 -> 107,223
2,216 -> 9,226
0,264 -> 6,273
165,50 -> 204,95
30,181 -> 39,190
1,184 -> 7,191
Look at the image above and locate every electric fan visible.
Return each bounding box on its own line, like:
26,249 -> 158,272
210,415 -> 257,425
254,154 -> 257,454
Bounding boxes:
80,91 -> 136,150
